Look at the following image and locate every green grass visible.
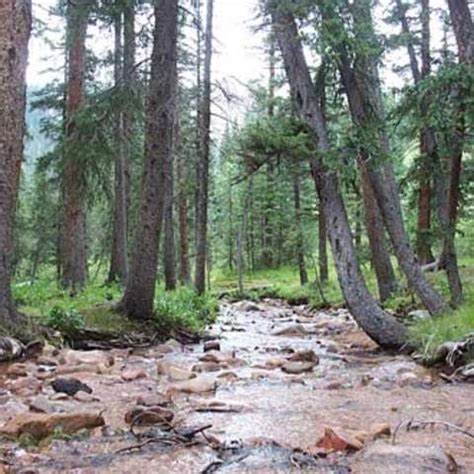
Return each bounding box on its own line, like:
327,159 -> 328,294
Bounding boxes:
13,277 -> 218,339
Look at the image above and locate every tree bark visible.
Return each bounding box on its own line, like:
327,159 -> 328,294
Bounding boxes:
271,4 -> 407,349
176,119 -> 191,285
330,0 -> 446,315
61,0 -> 90,292
120,0 -> 178,319
318,199 -> 328,283
293,170 -> 308,286
0,0 -> 32,331
108,6 -> 129,285
195,0 -> 214,295
360,163 -> 398,302
447,0 -> 474,65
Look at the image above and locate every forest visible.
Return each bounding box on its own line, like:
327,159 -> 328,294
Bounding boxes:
0,0 -> 473,472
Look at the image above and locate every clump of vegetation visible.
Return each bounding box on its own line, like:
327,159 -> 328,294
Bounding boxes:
42,305 -> 85,335
153,287 -> 218,334
409,299 -> 474,361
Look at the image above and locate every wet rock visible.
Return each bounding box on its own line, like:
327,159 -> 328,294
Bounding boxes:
199,351 -> 246,367
37,356 -> 58,367
8,376 -> 42,396
253,358 -> 286,370
272,324 -> 308,337
204,340 -> 221,352
167,376 -> 217,395
55,363 -> 102,375
217,371 -> 239,381
124,406 -> 174,426
311,427 -> 363,453
192,362 -> 223,373
60,350 -> 114,368
136,393 -> 169,407
288,350 -> 319,364
29,395 -> 63,414
121,368 -> 147,382
356,443 -> 457,474
0,337 -> 24,362
235,301 -> 261,312
281,361 -> 316,374
195,399 -> 245,413
0,412 -> 105,439
51,377 -> 92,396
157,361 -> 196,381
7,363 -> 28,377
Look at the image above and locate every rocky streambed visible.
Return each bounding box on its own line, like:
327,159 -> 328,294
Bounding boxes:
0,300 -> 472,473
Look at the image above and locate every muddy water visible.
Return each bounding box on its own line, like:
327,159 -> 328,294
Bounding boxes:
0,300 -> 473,473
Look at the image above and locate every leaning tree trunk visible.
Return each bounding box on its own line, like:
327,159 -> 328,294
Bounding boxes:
195,0 -> 214,295
270,4 -> 407,349
330,0 -> 446,315
120,0 -> 178,320
0,0 -> 32,331
61,1 -> 90,292
108,8 -> 129,285
359,162 -> 398,302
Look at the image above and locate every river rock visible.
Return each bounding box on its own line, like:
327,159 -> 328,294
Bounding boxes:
124,406 -> 174,426
288,350 -> 319,364
272,324 -> 308,337
55,363 -> 101,375
167,376 -> 217,395
60,350 -> 114,368
7,363 -> 29,377
157,361 -> 196,381
195,399 -> 245,413
0,412 -> 105,439
121,368 -> 147,382
8,376 -> 42,396
199,351 -> 246,367
204,341 -> 221,352
235,301 -> 261,312
0,337 -> 24,362
29,395 -> 63,414
136,393 -> 169,407
192,362 -> 223,373
355,443 -> 457,473
281,361 -> 316,374
311,427 -> 363,453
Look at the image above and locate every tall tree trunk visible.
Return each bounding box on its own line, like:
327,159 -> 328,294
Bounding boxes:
176,120 -> 190,285
396,0 -> 434,264
330,0 -> 446,315
447,0 -> 474,65
359,163 -> 398,302
293,170 -> 308,286
120,0 -> 178,319
61,0 -> 90,292
318,199 -> 328,283
195,0 -> 214,295
262,36 -> 276,268
271,4 -> 407,349
108,7 -> 129,284
0,0 -> 32,331
163,123 -> 177,290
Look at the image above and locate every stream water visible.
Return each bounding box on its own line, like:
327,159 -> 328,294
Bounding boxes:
0,300 -> 472,473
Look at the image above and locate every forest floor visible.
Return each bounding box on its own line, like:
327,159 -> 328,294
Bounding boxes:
0,299 -> 472,473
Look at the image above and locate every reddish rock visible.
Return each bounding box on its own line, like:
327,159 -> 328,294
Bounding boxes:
7,363 -> 28,377
121,368 -> 147,382
167,376 -> 217,395
281,361 -> 315,374
311,427 -> 363,453
288,350 -> 319,364
0,412 -> 105,439
124,406 -> 174,426
192,362 -> 223,373
157,361 -> 196,381
136,393 -> 169,407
